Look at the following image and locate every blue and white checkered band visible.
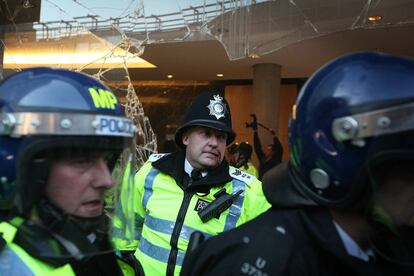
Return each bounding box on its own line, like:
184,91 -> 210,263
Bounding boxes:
207,94 -> 227,120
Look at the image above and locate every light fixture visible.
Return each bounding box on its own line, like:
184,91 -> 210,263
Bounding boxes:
216,73 -> 224,77
4,34 -> 156,69
249,54 -> 260,59
367,15 -> 383,22
167,75 -> 173,79
4,48 -> 156,69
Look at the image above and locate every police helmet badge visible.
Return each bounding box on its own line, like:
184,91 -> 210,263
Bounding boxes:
207,94 -> 228,120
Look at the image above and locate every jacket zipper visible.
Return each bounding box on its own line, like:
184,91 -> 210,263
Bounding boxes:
166,189 -> 193,276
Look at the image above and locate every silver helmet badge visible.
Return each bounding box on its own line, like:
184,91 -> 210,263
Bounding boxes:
207,94 -> 227,120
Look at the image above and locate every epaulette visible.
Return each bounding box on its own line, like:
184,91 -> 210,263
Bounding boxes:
147,153 -> 168,162
229,167 -> 255,185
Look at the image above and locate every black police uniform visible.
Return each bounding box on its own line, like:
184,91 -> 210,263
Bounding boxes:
180,162 -> 413,276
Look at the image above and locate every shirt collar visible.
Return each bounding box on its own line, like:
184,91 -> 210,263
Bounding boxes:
184,158 -> 208,177
333,221 -> 375,262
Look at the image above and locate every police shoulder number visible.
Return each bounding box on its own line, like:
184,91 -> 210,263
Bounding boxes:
229,167 -> 255,185
147,153 -> 168,162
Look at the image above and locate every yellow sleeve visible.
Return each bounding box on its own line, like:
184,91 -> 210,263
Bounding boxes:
112,162 -> 152,251
239,178 -> 271,225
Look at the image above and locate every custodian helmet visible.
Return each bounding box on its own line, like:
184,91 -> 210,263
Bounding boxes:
289,52 -> 414,208
175,92 -> 236,148
0,67 -> 135,214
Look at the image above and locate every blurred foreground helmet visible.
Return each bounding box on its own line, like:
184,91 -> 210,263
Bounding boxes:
289,52 -> 414,208
175,92 -> 236,148
0,67 -> 135,214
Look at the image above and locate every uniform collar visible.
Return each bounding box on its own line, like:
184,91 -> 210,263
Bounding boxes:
153,150 -> 232,191
334,221 -> 375,262
184,158 -> 208,178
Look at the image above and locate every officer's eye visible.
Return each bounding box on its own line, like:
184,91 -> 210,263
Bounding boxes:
69,156 -> 95,167
217,134 -> 227,140
199,129 -> 211,137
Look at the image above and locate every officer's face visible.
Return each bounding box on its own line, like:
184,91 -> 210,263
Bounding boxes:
227,151 -> 239,166
182,126 -> 227,170
373,161 -> 414,227
46,151 -> 115,218
265,144 -> 274,159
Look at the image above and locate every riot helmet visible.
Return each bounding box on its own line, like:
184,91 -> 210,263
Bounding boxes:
289,52 -> 414,208
175,92 -> 236,148
0,67 -> 135,215
0,67 -> 138,262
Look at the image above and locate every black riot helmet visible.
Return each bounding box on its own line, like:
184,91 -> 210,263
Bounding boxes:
175,92 -> 236,148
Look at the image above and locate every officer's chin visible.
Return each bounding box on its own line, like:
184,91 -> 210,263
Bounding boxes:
200,159 -> 220,170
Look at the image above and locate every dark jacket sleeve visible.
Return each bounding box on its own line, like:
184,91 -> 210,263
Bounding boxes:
272,135 -> 283,165
253,131 -> 265,165
180,211 -> 294,276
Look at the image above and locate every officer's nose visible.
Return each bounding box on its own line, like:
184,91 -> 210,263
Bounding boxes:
208,135 -> 219,148
92,158 -> 115,189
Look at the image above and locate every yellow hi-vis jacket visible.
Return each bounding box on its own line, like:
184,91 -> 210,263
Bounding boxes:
0,219 -> 134,276
113,152 -> 271,276
0,220 -> 75,275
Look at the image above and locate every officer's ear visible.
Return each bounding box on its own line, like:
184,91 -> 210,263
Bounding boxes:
182,129 -> 191,146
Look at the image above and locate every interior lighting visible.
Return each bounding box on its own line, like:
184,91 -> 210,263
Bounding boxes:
216,73 -> 224,77
367,15 -> 383,22
4,46 -> 156,69
167,75 -> 173,78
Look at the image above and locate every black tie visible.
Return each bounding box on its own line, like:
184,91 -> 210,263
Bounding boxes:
191,169 -> 203,181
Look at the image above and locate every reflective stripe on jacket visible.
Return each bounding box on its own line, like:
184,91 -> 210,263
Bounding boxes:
239,161 -> 259,178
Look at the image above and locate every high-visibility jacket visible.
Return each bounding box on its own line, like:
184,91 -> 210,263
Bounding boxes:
0,220 -> 75,275
239,161 -> 259,178
0,220 -> 135,276
113,151 -> 271,276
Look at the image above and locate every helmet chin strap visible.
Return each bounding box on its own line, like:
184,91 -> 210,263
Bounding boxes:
36,198 -> 112,259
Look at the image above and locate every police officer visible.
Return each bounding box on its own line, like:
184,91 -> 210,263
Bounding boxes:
180,52 -> 414,275
0,68 -> 141,275
113,92 -> 270,275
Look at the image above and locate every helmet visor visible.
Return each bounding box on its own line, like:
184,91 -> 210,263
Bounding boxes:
3,112 -> 138,261
368,157 -> 414,267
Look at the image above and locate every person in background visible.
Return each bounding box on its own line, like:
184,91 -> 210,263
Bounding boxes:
0,68 -> 141,275
234,142 -> 258,178
249,114 -> 283,180
180,52 -> 414,275
226,143 -> 239,167
113,92 -> 270,276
